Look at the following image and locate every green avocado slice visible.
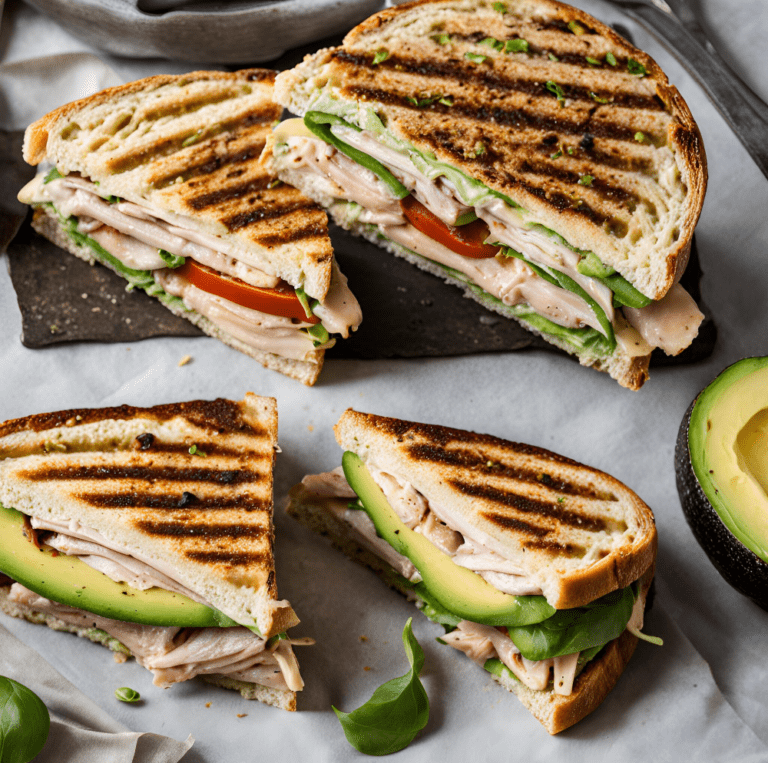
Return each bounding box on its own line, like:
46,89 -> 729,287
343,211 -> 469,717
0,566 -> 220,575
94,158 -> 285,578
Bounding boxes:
341,452 -> 555,626
0,504 -> 238,628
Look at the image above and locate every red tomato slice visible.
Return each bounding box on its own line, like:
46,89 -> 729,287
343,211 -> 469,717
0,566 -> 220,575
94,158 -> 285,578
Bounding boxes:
176,260 -> 319,323
400,196 -> 499,259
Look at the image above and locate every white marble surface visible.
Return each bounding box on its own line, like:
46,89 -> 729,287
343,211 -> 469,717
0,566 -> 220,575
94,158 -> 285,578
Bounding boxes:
1,1 -> 767,760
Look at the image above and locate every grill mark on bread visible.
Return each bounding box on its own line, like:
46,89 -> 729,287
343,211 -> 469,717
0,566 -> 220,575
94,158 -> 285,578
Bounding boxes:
150,143 -> 265,190
405,443 -> 610,499
135,520 -> 266,539
22,465 -> 263,485
522,538 -> 586,556
77,492 -> 270,511
186,176 -> 275,210
185,550 -> 267,565
252,222 -> 328,246
480,512 -> 550,537
106,106 -> 276,174
451,481 -> 609,532
334,50 -> 663,113
223,200 -> 321,232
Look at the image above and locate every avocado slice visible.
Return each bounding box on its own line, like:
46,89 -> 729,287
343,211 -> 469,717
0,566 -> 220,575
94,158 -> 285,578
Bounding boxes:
675,356 -> 768,610
0,503 -> 238,628
342,452 -> 555,626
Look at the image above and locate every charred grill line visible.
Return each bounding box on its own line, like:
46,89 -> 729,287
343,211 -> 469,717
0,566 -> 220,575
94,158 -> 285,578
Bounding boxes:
223,200 -> 321,232
77,492 -> 270,511
185,550 -> 266,565
136,520 -> 266,539
523,538 -> 586,556
186,176 -> 275,210
452,480 -> 609,532
252,223 -> 328,246
23,465 -> 264,485
130,442 -> 270,459
481,511 -> 550,537
406,443 -> 610,499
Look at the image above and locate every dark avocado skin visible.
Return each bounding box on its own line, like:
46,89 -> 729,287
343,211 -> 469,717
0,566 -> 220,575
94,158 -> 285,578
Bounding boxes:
675,397 -> 768,611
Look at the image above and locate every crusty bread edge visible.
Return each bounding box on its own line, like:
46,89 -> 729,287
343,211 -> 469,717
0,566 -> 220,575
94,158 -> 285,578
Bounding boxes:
285,485 -> 649,733
0,584 -> 297,711
31,207 -> 324,386
340,0 -> 708,298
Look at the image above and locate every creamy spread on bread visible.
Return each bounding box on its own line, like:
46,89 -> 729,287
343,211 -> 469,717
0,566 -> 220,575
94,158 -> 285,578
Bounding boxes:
275,127 -> 703,355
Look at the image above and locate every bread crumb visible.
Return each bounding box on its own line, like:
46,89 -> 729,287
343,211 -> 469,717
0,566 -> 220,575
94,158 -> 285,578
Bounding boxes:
178,355 -> 193,367
205,702 -> 211,708
113,652 -> 128,663
237,714 -> 247,718
307,425 -> 314,432
359,635 -> 368,642
364,666 -> 371,672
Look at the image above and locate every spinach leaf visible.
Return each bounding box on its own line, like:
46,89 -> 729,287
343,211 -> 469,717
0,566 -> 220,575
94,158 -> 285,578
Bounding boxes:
506,584 -> 636,661
157,249 -> 185,269
0,676 -> 50,763
303,112 -> 409,200
601,274 -> 652,309
334,618 -> 429,756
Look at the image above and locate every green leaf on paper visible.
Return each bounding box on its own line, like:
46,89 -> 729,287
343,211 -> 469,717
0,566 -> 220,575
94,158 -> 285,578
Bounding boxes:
0,676 -> 50,763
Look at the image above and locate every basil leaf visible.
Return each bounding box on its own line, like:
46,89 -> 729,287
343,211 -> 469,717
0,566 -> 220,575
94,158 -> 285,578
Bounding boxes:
303,112 -> 409,199
333,618 -> 429,756
506,584 -> 636,660
0,676 -> 50,763
114,687 -> 141,703
157,249 -> 185,268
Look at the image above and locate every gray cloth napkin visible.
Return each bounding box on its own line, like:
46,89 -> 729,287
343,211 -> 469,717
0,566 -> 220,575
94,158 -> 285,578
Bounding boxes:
0,624 -> 193,762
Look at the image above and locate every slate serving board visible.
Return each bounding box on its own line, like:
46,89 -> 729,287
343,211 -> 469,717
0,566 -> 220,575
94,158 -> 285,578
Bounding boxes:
2,129 -> 716,365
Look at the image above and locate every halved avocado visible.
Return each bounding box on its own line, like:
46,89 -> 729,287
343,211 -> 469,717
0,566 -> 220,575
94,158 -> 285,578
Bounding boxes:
0,503 -> 238,627
342,452 -> 555,626
675,357 -> 768,610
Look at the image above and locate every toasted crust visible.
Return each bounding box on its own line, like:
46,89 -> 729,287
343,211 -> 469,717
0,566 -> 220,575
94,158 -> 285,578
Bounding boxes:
320,201 -> 650,390
334,410 -> 657,609
0,394 -> 299,638
0,585 -> 296,711
274,0 -> 707,300
23,69 -> 333,301
30,208 -> 324,386
286,488 -> 654,733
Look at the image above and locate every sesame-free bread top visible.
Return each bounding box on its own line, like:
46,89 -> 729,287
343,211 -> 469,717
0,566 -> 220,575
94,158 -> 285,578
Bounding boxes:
334,409 -> 656,609
23,70 -> 333,301
274,0 -> 707,301
0,394 -> 298,638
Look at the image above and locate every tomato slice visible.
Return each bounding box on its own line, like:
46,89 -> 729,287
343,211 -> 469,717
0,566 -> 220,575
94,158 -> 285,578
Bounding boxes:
400,196 -> 499,259
176,260 -> 319,323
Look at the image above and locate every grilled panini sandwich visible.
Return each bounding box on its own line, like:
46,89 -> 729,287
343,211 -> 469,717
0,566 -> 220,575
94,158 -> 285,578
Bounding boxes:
268,0 -> 707,389
0,394 -> 307,711
18,70 -> 362,386
288,410 -> 658,732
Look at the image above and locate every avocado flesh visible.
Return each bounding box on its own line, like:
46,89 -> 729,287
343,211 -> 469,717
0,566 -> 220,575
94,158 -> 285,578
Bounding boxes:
0,504 -> 238,628
689,359 -> 768,562
342,452 -> 555,626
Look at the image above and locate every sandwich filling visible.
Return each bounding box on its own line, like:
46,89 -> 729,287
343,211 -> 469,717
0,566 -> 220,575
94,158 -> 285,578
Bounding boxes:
4,510 -> 305,693
271,111 -> 703,362
19,171 -> 362,362
296,464 -> 650,696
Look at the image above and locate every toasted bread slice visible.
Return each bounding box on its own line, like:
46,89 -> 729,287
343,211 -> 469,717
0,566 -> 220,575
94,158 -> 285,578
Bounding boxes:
23,69 -> 334,301
0,394 -> 298,638
274,0 -> 706,301
333,409 -> 656,609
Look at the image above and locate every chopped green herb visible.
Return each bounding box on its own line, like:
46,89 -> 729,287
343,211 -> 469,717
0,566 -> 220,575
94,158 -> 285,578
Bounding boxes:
115,687 -> 141,703
585,56 -> 601,66
605,51 -> 617,66
372,49 -> 390,65
482,37 -> 504,51
474,141 -> 486,156
589,91 -> 610,103
579,174 -> 594,186
545,80 -> 565,107
550,150 -> 563,160
634,131 -> 646,143
557,496 -> 565,504
567,146 -> 574,155
464,51 -> 488,64
548,52 -> 559,62
627,58 -> 647,77
43,167 -> 64,184
182,130 -> 203,147
188,444 -> 207,457
432,32 -> 451,45
568,19 -> 586,35
504,38 -> 529,53
406,95 -> 419,106
492,1 -> 507,12
438,95 -> 454,106
268,178 -> 283,189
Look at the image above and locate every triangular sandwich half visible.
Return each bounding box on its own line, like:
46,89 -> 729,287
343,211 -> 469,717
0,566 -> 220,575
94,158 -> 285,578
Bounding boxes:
268,0 -> 707,389
18,70 -> 362,386
288,409 -> 657,731
0,394 -> 306,711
